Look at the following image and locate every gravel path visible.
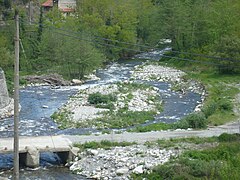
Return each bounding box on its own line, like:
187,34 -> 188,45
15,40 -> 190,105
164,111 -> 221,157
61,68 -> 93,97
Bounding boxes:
64,120 -> 240,144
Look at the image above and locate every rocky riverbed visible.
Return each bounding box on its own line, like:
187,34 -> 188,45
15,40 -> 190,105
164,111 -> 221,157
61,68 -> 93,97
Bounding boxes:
70,144 -> 181,179
53,82 -> 162,129
131,62 -> 206,112
69,141 -> 219,179
53,61 -> 206,129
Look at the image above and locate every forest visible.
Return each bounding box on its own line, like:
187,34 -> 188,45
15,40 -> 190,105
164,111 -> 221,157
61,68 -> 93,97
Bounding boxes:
0,0 -> 240,87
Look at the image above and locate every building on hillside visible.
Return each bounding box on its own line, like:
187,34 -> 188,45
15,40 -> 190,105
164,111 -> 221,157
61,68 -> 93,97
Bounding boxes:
42,0 -> 54,11
42,0 -> 76,14
58,0 -> 76,13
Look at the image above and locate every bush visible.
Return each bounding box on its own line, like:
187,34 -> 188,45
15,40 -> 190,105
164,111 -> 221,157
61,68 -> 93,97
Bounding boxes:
174,112 -> 207,129
218,133 -> 240,142
185,112 -> 207,129
202,101 -> 217,118
218,99 -> 233,111
88,93 -> 117,105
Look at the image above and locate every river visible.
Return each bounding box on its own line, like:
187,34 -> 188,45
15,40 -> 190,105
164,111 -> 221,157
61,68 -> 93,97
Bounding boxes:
0,50 -> 201,179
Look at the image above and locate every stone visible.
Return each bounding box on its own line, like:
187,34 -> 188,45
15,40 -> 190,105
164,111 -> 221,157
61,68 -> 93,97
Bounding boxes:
25,146 -> 40,168
69,161 -> 80,171
71,79 -> 82,85
116,167 -> 129,175
88,149 -> 99,156
133,165 -> 144,174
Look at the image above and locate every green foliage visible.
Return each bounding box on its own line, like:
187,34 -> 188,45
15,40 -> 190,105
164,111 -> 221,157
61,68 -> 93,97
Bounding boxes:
88,93 -> 117,105
94,110 -> 156,129
133,134 -> 240,179
218,99 -> 233,111
155,136 -> 218,148
202,101 -> 218,118
129,123 -> 171,133
173,112 -> 207,129
51,110 -> 72,129
218,133 -> 240,142
0,47 -> 13,69
73,140 -> 136,151
214,34 -> 240,74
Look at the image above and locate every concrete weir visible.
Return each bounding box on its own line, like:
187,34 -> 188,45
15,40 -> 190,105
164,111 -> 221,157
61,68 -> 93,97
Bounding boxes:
0,136 -> 78,168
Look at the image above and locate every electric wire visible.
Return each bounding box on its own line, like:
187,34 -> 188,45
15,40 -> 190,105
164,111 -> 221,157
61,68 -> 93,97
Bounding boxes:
19,19 -> 240,63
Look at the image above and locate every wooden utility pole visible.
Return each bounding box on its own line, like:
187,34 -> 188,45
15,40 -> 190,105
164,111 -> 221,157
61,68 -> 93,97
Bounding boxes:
14,10 -> 20,180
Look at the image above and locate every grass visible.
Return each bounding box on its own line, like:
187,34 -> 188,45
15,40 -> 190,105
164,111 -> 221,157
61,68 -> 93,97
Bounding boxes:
187,72 -> 239,126
51,109 -> 73,129
95,110 -> 158,129
129,122 -> 171,132
157,136 -> 218,148
73,140 -> 136,151
132,133 -> 240,179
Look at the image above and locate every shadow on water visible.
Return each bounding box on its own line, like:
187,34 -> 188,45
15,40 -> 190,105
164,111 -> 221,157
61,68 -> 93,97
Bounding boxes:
0,153 -> 85,179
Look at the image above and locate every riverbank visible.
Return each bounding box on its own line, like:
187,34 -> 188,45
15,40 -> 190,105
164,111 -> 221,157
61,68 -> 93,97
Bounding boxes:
65,119 -> 239,179
52,61 -> 205,130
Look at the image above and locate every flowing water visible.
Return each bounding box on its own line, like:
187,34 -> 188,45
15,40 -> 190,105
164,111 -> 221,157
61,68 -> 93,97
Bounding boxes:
0,50 -> 201,179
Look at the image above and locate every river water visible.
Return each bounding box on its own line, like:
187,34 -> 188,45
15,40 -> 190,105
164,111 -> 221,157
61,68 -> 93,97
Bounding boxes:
0,50 -> 201,179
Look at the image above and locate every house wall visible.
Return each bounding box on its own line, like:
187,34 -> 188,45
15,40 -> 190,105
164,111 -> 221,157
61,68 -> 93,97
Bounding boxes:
58,0 -> 76,11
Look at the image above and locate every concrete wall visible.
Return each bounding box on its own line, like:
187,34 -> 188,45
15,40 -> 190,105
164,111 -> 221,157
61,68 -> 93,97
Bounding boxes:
0,68 -> 10,109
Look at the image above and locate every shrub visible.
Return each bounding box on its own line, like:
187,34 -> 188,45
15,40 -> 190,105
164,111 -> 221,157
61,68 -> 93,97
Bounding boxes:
173,112 -> 207,129
218,99 -> 233,111
185,112 -> 207,129
218,133 -> 240,142
88,93 -> 117,105
202,101 -> 218,118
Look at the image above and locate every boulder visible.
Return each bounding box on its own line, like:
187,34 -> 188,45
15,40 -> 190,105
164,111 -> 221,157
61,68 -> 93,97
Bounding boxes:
71,79 -> 82,85
116,167 -> 129,175
133,165 -> 144,174
87,149 -> 99,156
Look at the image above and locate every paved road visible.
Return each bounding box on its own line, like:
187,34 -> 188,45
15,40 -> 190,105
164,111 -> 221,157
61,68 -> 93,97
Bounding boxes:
64,121 -> 240,144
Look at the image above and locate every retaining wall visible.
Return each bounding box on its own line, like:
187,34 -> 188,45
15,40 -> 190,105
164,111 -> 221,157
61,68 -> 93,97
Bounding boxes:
0,68 -> 9,109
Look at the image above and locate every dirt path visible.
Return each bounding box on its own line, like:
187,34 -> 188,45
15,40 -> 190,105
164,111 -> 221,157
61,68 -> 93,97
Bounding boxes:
64,121 -> 239,144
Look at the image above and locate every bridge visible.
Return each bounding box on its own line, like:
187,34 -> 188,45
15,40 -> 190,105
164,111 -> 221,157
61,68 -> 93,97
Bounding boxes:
0,135 -> 78,168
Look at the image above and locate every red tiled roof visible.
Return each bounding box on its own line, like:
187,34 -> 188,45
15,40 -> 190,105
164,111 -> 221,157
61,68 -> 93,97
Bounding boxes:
42,0 -> 53,7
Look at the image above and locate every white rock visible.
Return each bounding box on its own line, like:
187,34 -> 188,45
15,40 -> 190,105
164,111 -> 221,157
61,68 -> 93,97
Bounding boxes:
71,79 -> 82,85
116,167 -> 129,175
88,149 -> 99,156
133,165 -> 144,174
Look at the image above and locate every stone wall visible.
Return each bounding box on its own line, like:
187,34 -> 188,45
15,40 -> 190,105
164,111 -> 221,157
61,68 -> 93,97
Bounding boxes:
0,68 -> 9,109
0,68 -> 14,119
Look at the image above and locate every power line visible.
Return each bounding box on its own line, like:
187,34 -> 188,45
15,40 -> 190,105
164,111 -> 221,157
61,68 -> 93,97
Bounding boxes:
49,30 -> 240,69
17,19 -> 240,70
169,50 -> 240,63
19,19 -> 240,63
